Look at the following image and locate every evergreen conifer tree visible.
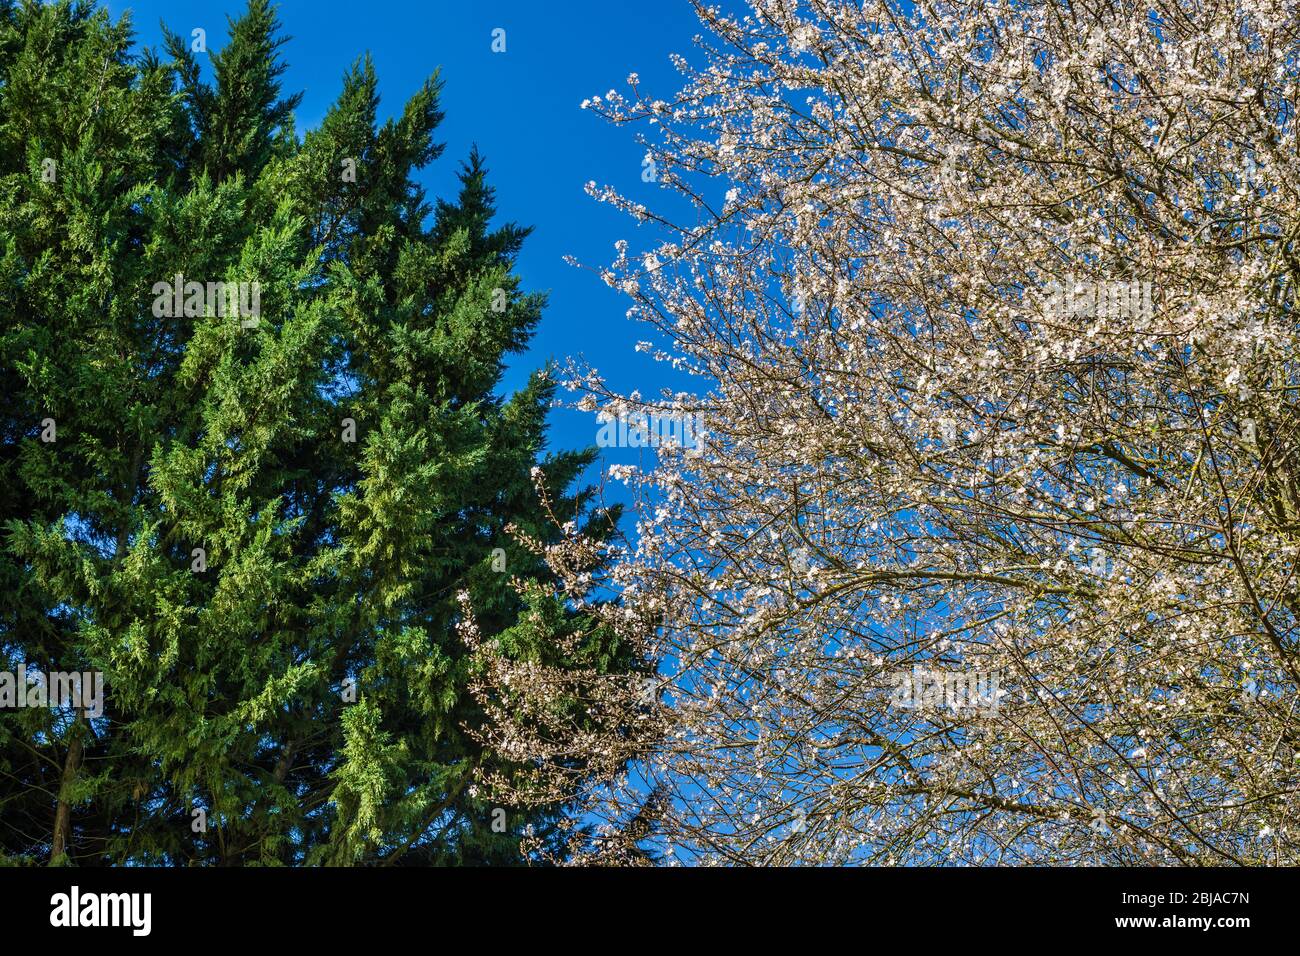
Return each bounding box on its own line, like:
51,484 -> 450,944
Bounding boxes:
0,0 -> 626,866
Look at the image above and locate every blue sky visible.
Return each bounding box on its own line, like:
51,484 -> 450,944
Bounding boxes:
103,0 -> 705,477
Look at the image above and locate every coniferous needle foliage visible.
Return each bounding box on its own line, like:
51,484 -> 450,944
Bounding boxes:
0,0 -> 631,866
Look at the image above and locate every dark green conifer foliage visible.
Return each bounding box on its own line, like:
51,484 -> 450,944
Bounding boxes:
0,0 -> 625,866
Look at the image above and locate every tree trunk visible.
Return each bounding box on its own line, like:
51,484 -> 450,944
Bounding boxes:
50,712 -> 85,864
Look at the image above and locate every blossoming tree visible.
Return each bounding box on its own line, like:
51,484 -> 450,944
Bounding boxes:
464,0 -> 1300,865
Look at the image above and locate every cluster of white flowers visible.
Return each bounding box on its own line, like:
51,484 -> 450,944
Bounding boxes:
472,0 -> 1300,866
